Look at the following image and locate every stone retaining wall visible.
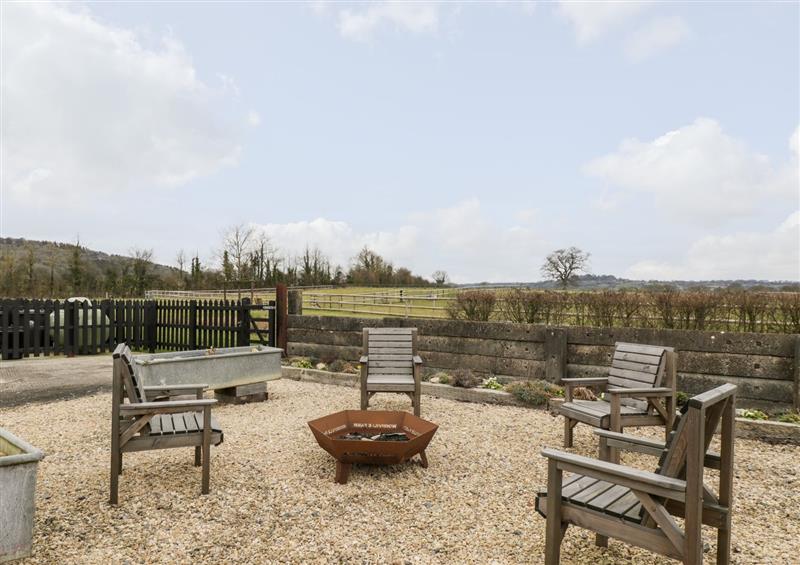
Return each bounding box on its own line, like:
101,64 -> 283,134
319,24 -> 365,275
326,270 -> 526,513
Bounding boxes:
288,315 -> 800,409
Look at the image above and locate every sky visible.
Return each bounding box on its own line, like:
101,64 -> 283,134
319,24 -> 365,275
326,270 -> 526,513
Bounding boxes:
1,1 -> 799,283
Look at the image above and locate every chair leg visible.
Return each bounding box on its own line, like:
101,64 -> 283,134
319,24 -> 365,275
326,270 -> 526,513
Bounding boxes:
414,388 -> 421,417
110,448 -> 120,505
195,446 -> 201,467
545,459 -> 563,565
118,452 -> 123,475
361,387 -> 369,410
564,417 -> 574,448
201,407 -> 211,495
717,527 -> 731,565
595,533 -> 608,548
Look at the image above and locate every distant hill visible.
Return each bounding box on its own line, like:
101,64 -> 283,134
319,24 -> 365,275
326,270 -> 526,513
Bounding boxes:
0,237 -> 180,297
459,274 -> 799,291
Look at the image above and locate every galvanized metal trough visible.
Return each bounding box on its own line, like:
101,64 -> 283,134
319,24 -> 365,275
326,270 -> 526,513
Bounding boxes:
308,410 -> 438,484
133,345 -> 282,403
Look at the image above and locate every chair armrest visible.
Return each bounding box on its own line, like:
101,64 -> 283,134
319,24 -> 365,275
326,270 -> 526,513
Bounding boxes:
541,448 -> 686,500
606,387 -> 673,397
119,399 -> 217,416
594,430 -> 666,457
594,430 -> 722,469
561,377 -> 608,387
413,355 -> 423,364
359,356 -> 368,364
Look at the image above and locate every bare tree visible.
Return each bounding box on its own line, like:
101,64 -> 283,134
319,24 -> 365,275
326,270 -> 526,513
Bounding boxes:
541,247 -> 590,288
175,249 -> 187,274
432,270 -> 449,286
219,223 -> 255,282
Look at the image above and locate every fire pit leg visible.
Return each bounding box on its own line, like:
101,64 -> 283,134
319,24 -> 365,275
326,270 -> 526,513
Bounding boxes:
419,450 -> 429,468
335,461 -> 351,484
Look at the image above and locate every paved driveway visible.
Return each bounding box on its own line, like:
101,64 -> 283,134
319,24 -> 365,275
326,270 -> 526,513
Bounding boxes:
0,354 -> 112,408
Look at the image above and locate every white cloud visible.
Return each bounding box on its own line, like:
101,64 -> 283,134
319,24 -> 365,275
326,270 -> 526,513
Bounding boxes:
624,16 -> 689,62
1,2 -> 245,204
253,199 -> 547,283
247,111 -> 262,127
584,118 -> 799,224
337,2 -> 438,41
557,1 -> 647,44
626,211 -> 800,281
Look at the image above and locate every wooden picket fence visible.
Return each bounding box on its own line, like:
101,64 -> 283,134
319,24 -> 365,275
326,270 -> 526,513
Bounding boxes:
0,298 -> 277,360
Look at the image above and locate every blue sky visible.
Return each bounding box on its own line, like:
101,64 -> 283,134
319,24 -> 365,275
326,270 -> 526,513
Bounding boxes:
2,1 -> 798,282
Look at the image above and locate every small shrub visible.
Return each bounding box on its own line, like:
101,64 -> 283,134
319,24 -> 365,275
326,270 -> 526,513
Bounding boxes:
777,411 -> 800,424
446,290 -> 497,321
505,380 -> 564,406
290,357 -> 313,369
741,409 -> 768,421
675,391 -> 690,407
427,371 -> 451,384
341,362 -> 359,374
450,369 -> 481,388
571,386 -> 596,401
482,376 -> 503,390
328,359 -> 346,373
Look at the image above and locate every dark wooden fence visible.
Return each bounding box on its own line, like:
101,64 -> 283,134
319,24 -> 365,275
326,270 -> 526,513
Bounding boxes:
0,298 -> 277,360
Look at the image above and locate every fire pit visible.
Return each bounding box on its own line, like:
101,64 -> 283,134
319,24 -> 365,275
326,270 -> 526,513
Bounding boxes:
308,410 -> 438,484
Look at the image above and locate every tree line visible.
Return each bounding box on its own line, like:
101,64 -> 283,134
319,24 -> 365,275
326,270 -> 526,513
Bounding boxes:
0,226 -> 441,298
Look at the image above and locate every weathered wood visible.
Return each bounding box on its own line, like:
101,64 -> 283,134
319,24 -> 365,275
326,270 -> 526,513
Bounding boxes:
794,336 -> 800,410
540,384 -> 736,564
109,344 -> 223,503
545,328 -> 568,383
362,327 -> 422,416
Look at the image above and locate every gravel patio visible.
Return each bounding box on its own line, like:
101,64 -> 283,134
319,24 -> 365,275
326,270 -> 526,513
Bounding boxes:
3,378 -> 799,564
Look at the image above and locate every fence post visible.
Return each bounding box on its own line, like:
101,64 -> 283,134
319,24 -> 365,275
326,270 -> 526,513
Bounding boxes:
145,300 -> 157,353
189,300 -> 197,350
545,327 -> 567,383
239,298 -> 251,347
288,289 -> 303,315
276,283 -> 288,356
66,300 -> 77,357
794,335 -> 800,410
268,300 -> 277,348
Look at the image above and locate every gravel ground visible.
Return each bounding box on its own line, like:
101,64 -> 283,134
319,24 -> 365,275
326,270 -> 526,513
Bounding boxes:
3,379 -> 799,564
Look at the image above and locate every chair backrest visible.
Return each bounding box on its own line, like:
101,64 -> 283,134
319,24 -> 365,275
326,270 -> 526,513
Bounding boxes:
639,383 -> 737,525
364,328 -> 417,378
112,343 -> 145,404
607,342 -> 673,410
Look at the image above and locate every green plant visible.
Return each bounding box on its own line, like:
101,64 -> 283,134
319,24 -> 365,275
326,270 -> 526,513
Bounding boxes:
450,368 -> 481,388
328,359 -> 346,373
675,391 -> 690,407
482,376 -> 503,390
741,409 -> 769,421
505,380 -> 564,407
428,371 -> 451,384
777,411 -> 800,424
290,357 -> 313,369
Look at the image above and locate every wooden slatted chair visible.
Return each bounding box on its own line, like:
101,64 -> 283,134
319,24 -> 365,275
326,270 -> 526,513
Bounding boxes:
559,342 -> 677,460
360,328 -> 423,416
536,383 -> 736,564
110,343 -> 224,504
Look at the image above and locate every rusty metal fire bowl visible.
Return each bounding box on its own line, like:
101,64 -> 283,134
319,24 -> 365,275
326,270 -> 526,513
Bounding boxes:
308,410 -> 438,484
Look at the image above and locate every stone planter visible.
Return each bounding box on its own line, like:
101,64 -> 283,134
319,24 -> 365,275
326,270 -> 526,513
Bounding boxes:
0,428 -> 45,563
